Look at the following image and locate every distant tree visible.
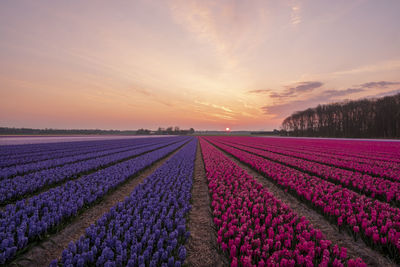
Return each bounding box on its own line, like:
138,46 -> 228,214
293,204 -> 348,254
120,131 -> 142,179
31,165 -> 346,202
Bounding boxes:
281,93 -> 400,138
166,127 -> 173,134
136,128 -> 151,135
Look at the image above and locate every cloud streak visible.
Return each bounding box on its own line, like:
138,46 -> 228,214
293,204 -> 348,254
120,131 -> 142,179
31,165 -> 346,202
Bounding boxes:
261,80 -> 399,119
359,81 -> 400,89
290,3 -> 302,25
330,60 -> 400,76
322,88 -> 365,98
269,81 -> 323,99
247,89 -> 271,94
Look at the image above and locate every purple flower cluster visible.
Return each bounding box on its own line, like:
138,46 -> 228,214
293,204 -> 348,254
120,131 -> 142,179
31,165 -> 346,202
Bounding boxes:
0,137 -> 190,264
0,138 -> 174,179
50,138 -> 196,267
206,137 -> 400,263
0,138 -> 183,204
0,137 -> 173,168
218,139 -> 400,205
0,139 -> 133,167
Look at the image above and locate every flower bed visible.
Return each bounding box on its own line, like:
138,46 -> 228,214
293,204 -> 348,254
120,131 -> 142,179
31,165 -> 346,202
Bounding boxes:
0,138 -> 190,264
205,137 -> 400,263
200,138 -> 365,266
50,138 -> 196,267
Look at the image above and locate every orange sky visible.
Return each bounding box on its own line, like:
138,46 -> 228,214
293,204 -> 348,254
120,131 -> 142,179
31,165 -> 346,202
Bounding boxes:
1,0 -> 400,131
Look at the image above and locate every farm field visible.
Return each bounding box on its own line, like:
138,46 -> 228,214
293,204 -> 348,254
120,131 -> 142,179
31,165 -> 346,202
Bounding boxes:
0,136 -> 399,266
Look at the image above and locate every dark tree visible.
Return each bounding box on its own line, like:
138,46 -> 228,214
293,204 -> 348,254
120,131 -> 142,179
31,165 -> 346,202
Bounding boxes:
281,93 -> 400,138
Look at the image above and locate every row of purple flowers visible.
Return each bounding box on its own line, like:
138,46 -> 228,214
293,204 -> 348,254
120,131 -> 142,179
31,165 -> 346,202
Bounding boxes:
0,138 -> 173,177
0,138 -> 190,264
0,138 -> 137,164
0,139 -> 183,204
50,138 -> 196,267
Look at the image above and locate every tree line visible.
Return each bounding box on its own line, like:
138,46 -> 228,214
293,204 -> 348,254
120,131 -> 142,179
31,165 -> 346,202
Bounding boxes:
281,93 -> 400,138
0,127 -> 137,135
0,126 -> 195,136
136,126 -> 195,135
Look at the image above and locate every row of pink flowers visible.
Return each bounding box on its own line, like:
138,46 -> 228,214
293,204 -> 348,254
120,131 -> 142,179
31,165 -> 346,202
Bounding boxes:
213,136 -> 400,182
248,137 -> 400,162
214,138 -> 400,205
199,138 -> 366,267
204,137 -> 400,263
256,137 -> 400,164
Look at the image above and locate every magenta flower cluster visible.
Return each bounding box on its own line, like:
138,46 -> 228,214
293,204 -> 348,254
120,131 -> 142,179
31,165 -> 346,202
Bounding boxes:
200,138 -> 366,267
231,137 -> 400,181
205,137 -> 400,262
217,138 -> 400,205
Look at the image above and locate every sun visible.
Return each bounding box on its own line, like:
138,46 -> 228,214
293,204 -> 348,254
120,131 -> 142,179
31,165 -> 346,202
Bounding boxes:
225,127 -> 230,131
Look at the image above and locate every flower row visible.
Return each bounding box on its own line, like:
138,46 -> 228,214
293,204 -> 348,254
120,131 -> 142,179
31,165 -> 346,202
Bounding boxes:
50,138 -> 196,267
199,138 -> 366,267
205,137 -> 400,263
218,139 -> 400,205
0,138 -> 184,204
0,137 -> 169,168
0,138 -> 190,265
0,137 -> 175,179
213,136 -> 400,181
251,137 -> 400,164
0,138 -> 134,166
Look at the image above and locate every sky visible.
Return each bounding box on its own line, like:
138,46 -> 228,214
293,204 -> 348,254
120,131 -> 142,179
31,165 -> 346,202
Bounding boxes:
0,0 -> 399,131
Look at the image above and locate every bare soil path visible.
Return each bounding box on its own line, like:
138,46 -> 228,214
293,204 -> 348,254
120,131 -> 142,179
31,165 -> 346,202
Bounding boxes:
185,141 -> 229,267
10,142 -> 188,267
209,140 -> 396,267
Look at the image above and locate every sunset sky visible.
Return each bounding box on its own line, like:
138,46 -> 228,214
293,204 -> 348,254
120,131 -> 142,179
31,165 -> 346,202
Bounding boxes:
1,0 -> 399,131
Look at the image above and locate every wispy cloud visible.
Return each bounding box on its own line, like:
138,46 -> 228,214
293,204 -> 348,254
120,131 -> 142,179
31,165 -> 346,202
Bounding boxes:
322,88 -> 365,98
247,89 -> 271,94
269,81 -> 323,99
131,86 -> 152,96
290,3 -> 302,25
262,89 -> 359,117
167,0 -> 270,69
262,86 -> 365,118
369,89 -> 400,98
194,100 -> 234,113
330,60 -> 400,76
261,80 -> 400,118
359,81 -> 400,89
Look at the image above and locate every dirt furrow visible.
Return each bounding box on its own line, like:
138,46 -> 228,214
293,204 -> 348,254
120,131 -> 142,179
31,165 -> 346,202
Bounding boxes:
185,141 -> 229,267
210,141 -> 396,267
10,142 -> 188,267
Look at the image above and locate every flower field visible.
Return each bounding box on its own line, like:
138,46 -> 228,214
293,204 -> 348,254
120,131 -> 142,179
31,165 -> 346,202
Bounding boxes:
0,136 -> 399,266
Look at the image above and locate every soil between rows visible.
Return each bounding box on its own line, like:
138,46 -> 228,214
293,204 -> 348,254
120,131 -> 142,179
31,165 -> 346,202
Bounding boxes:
209,140 -> 396,267
10,142 -> 188,267
185,141 -> 229,267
